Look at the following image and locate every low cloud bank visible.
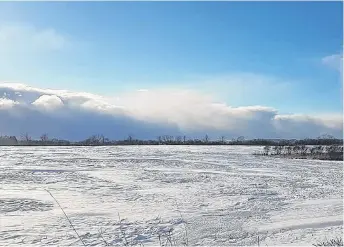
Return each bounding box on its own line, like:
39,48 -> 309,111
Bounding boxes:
0,83 -> 342,140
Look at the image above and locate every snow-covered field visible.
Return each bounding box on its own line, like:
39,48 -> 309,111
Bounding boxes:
0,146 -> 342,246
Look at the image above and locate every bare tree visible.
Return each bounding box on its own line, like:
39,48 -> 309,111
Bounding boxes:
237,136 -> 245,142
127,134 -> 133,143
310,147 -> 317,155
161,135 -> 167,143
162,135 -> 174,143
40,133 -> 49,144
318,134 -> 334,140
316,145 -> 323,154
220,136 -> 225,144
85,135 -> 103,145
263,146 -> 270,155
300,145 -> 308,155
21,133 -> 31,143
99,134 -> 105,144
273,146 -> 282,155
176,136 -> 182,144
204,134 -> 209,143
286,146 -> 292,155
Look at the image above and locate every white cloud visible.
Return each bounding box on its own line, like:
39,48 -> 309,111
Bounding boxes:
0,82 -> 342,140
32,95 -> 64,111
0,98 -> 18,109
322,53 -> 343,72
0,23 -> 67,54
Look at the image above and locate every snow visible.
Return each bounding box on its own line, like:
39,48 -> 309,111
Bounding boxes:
0,145 -> 342,246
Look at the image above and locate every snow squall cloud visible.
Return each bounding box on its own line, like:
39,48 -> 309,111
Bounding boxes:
0,83 -> 342,140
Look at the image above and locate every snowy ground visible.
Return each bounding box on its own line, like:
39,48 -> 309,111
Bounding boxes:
0,146 -> 342,246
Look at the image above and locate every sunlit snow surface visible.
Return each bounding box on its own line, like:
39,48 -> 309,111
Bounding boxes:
0,146 -> 342,246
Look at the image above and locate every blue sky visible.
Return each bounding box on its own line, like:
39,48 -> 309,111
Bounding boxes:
0,1 -> 342,115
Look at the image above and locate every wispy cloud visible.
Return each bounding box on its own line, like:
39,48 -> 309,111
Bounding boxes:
0,22 -> 73,84
179,73 -> 293,107
0,23 -> 68,54
0,82 -> 342,140
322,53 -> 343,72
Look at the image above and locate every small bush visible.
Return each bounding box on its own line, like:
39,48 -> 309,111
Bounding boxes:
313,237 -> 343,247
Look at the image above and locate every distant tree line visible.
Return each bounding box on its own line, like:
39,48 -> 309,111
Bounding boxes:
255,144 -> 343,161
0,133 -> 342,147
